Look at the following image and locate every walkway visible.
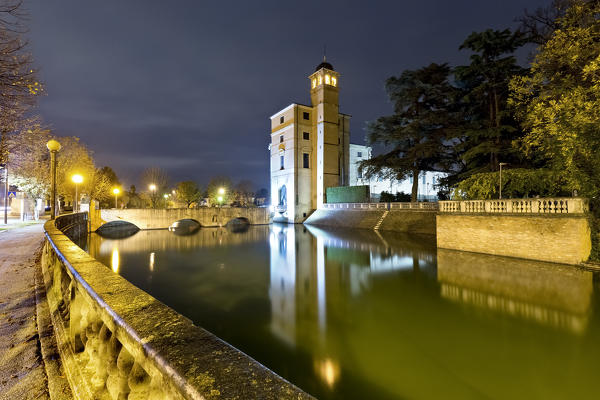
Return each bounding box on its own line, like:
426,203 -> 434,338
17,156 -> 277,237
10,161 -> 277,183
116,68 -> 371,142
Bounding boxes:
0,222 -> 71,400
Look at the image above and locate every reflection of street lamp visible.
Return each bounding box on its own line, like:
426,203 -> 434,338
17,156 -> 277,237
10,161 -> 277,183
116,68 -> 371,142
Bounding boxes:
72,174 -> 83,213
46,140 -> 61,219
113,188 -> 120,208
499,162 -> 508,199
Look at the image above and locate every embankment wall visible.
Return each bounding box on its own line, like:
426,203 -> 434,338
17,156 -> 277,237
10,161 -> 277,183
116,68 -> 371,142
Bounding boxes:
304,209 -> 437,235
42,212 -> 312,400
436,213 -> 591,265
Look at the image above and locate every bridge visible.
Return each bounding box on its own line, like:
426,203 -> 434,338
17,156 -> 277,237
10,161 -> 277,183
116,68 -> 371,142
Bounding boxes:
89,204 -> 270,231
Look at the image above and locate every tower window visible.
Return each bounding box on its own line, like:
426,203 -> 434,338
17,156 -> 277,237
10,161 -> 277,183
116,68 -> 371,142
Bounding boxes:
312,79 -> 316,88
280,155 -> 284,170
303,112 -> 310,120
280,116 -> 284,124
280,135 -> 284,143
303,153 -> 309,169
325,74 -> 331,85
332,77 -> 337,86
303,132 -> 309,140
318,75 -> 322,85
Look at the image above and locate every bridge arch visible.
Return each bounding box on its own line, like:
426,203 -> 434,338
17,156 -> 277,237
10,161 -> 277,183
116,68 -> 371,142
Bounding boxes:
226,217 -> 250,233
96,220 -> 140,239
169,219 -> 202,236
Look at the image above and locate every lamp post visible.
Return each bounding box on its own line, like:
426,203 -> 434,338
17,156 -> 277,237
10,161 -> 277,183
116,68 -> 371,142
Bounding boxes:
149,183 -> 156,208
72,174 -> 83,213
163,193 -> 169,209
499,162 -> 508,199
113,188 -> 120,208
1,164 -> 7,225
46,140 -> 61,219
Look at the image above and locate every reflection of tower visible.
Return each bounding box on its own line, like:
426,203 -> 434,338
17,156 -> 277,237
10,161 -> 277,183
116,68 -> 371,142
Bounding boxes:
268,225 -> 297,345
269,57 -> 350,223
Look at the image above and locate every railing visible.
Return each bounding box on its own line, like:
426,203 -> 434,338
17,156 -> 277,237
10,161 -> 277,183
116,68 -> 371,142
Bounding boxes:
439,198 -> 589,214
42,213 -> 312,400
323,202 -> 439,210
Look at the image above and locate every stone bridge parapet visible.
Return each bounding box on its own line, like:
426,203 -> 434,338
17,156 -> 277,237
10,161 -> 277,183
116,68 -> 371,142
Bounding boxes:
90,205 -> 270,231
41,212 -> 312,400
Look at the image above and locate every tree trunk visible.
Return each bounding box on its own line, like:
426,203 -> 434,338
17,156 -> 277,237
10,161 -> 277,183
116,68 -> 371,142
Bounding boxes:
411,169 -> 419,202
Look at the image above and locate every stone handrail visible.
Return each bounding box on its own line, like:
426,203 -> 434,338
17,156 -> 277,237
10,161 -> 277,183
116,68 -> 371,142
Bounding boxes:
439,198 -> 589,214
42,213 -> 312,400
323,202 -> 438,210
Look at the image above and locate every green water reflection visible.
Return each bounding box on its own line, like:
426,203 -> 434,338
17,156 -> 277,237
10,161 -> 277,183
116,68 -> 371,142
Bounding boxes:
85,224 -> 600,400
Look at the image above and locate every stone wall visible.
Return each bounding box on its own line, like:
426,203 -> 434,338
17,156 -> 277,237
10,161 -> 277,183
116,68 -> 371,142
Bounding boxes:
90,206 -> 270,231
304,209 -> 437,235
436,214 -> 591,265
42,213 -> 312,400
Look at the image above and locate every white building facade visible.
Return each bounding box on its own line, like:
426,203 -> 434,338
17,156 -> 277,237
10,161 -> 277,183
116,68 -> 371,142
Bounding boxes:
349,144 -> 447,201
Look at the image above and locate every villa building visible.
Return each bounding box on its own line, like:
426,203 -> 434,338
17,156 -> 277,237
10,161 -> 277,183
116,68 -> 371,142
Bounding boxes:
269,58 -> 350,223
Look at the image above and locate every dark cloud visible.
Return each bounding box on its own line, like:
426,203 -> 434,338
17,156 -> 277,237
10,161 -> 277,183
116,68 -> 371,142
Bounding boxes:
26,0 -> 548,189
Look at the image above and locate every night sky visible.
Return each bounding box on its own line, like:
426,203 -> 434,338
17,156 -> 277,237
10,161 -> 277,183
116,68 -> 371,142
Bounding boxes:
27,0 -> 548,190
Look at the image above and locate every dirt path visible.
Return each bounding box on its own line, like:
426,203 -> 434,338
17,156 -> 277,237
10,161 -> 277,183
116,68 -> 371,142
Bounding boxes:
0,223 -> 71,400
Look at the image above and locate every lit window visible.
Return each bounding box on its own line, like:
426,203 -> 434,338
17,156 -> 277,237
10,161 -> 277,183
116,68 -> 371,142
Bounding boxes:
332,77 -> 337,86
318,75 -> 322,85
312,79 -> 316,88
325,75 -> 331,85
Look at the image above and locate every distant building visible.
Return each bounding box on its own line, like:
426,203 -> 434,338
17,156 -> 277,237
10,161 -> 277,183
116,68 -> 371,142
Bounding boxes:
348,143 -> 447,201
269,58 -> 350,223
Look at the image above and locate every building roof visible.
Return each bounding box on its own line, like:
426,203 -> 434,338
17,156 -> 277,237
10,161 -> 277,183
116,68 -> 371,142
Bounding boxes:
315,61 -> 334,71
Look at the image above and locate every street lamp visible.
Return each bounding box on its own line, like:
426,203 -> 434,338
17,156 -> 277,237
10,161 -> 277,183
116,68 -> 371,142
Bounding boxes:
113,188 -> 120,208
163,193 -> 169,209
46,140 -> 61,219
71,174 -> 83,213
149,184 -> 157,208
0,164 -> 7,225
499,162 -> 508,199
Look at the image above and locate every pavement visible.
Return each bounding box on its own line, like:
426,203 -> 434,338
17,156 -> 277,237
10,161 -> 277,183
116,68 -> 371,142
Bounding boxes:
0,221 -> 72,400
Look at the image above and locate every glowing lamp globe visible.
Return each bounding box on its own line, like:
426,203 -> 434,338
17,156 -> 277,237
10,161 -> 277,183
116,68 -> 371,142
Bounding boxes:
46,139 -> 61,152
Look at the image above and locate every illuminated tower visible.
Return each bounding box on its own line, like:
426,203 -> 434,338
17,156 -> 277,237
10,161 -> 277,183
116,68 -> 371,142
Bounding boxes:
270,57 -> 350,223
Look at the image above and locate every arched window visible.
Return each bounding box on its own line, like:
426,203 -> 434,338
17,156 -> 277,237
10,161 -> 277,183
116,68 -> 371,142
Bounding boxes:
278,185 -> 287,207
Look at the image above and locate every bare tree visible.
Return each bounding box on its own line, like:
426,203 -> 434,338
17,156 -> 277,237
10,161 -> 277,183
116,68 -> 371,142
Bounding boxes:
141,167 -> 169,208
0,0 -> 43,165
518,0 -> 573,45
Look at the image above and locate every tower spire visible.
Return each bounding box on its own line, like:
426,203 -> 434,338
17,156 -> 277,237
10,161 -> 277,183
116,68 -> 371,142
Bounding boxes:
323,44 -> 327,62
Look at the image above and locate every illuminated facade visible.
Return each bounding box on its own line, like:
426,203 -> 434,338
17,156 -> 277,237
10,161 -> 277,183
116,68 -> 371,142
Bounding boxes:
270,58 -> 350,223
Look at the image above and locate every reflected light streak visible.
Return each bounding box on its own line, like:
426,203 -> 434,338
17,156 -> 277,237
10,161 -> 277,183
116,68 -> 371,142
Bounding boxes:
111,247 -> 120,273
314,358 -> 340,388
149,252 -> 155,272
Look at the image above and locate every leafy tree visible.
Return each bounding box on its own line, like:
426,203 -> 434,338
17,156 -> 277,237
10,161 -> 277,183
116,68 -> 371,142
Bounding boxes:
91,166 -> 121,208
175,180 -> 201,208
453,169 -> 567,199
125,185 -> 145,208
360,63 -> 458,202
206,176 -> 232,206
452,29 -> 528,180
509,0 -> 600,198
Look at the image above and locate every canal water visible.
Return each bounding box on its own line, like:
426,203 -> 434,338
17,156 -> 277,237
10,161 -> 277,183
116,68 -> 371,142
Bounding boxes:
83,224 -> 600,400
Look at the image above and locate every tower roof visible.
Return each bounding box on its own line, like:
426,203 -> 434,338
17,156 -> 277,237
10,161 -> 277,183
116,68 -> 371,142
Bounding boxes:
315,55 -> 334,72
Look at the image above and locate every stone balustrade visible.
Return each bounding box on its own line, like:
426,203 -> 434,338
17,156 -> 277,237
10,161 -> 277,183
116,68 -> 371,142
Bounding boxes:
42,213 -> 312,400
323,202 -> 438,211
439,198 -> 589,214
